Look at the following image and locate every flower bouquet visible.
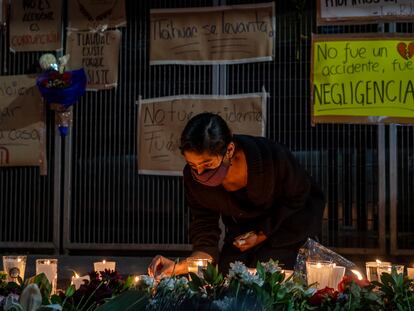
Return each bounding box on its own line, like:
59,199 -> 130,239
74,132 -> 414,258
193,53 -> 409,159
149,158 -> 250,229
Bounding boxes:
36,54 -> 87,136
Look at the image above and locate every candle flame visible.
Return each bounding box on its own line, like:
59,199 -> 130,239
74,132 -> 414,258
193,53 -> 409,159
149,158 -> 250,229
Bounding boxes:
134,276 -> 139,283
102,260 -> 106,264
376,259 -> 382,264
316,262 -> 322,268
17,258 -> 22,263
74,272 -> 80,278
351,270 -> 363,280
46,260 -> 50,265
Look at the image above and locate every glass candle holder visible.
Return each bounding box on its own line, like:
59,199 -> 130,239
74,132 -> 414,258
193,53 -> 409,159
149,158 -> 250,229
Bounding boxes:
3,256 -> 26,283
328,265 -> 346,290
377,264 -> 404,280
187,258 -> 211,277
93,260 -> 116,273
365,261 -> 391,282
36,259 -> 58,294
407,267 -> 414,279
71,272 -> 90,290
306,260 -> 334,289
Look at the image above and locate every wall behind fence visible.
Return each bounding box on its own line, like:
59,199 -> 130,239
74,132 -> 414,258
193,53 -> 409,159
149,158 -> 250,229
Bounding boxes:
3,0 -> 413,256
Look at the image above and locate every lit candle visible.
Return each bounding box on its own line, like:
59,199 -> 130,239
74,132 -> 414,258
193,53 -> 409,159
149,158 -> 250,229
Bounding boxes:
328,264 -> 346,289
306,261 -> 334,289
365,259 -> 391,282
351,269 -> 364,280
93,260 -> 116,273
407,266 -> 414,279
36,259 -> 58,294
186,258 -> 211,277
71,272 -> 90,290
2,256 -> 27,283
377,264 -> 404,279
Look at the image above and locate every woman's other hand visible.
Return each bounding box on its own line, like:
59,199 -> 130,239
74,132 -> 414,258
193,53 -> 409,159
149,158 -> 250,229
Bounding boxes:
233,231 -> 267,252
147,255 -> 176,279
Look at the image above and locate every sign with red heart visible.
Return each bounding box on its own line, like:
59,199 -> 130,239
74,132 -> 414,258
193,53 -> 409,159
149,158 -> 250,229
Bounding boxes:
397,42 -> 414,60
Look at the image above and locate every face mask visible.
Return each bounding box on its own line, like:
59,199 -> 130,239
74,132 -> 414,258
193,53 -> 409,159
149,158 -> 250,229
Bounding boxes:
191,155 -> 230,187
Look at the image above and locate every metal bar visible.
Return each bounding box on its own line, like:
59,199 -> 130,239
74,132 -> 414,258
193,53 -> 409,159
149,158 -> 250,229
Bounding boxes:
390,124 -> 398,254
378,124 -> 387,254
66,243 -> 193,251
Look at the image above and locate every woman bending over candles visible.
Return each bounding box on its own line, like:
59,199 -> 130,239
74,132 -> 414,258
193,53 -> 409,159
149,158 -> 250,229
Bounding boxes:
148,113 -> 325,278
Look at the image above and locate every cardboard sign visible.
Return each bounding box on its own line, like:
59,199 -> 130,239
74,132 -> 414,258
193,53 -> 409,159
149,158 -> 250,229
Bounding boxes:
10,0 -> 62,52
137,93 -> 267,175
0,75 -> 46,174
68,0 -> 126,30
317,0 -> 414,25
311,34 -> 414,125
66,30 -> 121,90
150,3 -> 275,65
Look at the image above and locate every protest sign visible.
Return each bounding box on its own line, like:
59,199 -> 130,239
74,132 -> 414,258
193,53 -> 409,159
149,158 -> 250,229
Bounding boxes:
10,0 -> 61,51
66,30 -> 121,90
0,75 -> 46,174
137,93 -> 267,175
312,34 -> 414,125
150,3 -> 274,65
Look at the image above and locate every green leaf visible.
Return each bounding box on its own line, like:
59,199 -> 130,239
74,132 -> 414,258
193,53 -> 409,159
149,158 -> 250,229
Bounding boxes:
94,290 -> 148,311
65,284 -> 76,298
122,276 -> 134,291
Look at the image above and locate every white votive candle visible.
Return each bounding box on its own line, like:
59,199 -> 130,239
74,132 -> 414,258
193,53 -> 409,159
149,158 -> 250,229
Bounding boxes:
3,256 -> 27,282
94,260 -> 116,272
187,258 -> 211,277
71,272 -> 90,290
36,259 -> 58,294
306,261 -> 334,289
407,267 -> 414,279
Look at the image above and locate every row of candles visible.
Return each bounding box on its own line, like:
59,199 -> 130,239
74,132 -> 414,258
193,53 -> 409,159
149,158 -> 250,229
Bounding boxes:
3,256 -> 414,293
307,259 -> 414,290
2,256 -> 117,293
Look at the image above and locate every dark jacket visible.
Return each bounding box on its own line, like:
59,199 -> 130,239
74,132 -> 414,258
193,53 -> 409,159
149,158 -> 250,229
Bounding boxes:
183,134 -> 325,263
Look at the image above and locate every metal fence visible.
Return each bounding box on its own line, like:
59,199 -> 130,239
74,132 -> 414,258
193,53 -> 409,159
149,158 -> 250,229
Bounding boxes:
0,0 -> 413,257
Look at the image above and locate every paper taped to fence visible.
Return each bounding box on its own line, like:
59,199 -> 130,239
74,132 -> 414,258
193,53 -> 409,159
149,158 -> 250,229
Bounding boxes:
0,75 -> 46,173
150,3 -> 275,65
137,93 -> 267,175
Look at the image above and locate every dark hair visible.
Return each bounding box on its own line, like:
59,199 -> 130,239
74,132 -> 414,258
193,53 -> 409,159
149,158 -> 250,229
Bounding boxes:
180,113 -> 233,155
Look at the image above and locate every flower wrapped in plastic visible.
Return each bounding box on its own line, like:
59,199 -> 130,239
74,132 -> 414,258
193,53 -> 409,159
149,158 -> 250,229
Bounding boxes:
36,54 -> 87,136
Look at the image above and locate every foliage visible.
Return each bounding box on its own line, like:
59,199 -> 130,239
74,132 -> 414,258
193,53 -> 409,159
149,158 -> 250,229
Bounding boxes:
2,262 -> 414,310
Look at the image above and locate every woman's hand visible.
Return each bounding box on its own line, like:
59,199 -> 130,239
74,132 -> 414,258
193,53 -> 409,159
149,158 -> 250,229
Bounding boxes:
233,231 -> 267,252
147,255 -> 176,279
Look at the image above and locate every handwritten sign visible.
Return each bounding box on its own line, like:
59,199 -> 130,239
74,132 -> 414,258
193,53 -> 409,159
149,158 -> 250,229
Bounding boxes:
137,93 -> 267,175
68,0 -> 126,31
66,30 -> 121,90
0,75 -> 46,174
10,0 -> 62,52
311,34 -> 414,125
317,0 -> 414,25
150,3 -> 275,65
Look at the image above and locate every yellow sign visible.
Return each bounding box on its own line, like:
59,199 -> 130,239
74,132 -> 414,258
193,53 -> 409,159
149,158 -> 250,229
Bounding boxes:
311,34 -> 414,125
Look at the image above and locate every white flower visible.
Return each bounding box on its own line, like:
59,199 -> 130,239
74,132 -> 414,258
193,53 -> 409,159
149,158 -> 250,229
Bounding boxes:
261,259 -> 281,274
140,275 -> 155,288
228,261 -> 264,286
159,277 -> 175,290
